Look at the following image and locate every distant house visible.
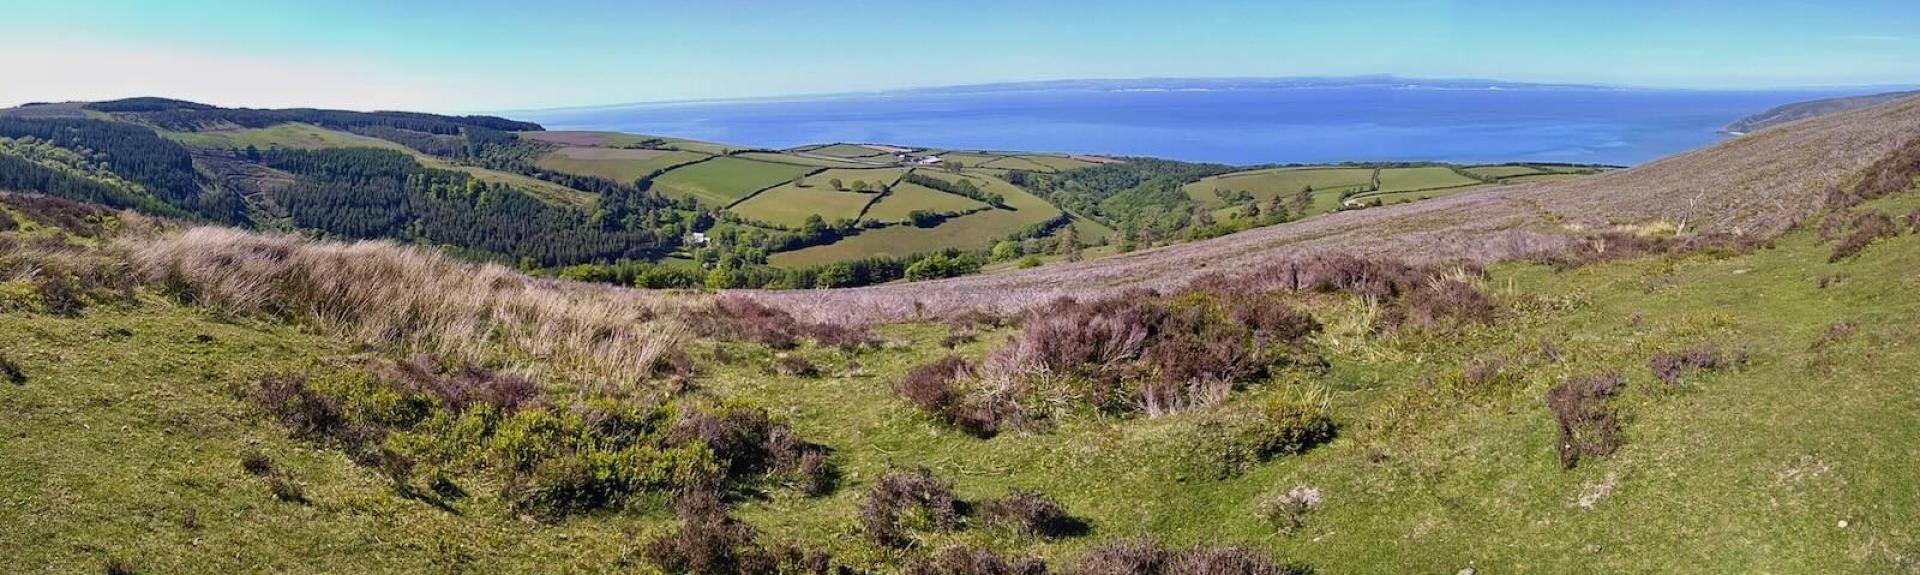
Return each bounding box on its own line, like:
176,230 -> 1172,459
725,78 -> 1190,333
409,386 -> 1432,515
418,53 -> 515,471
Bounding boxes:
689,232 -> 709,245
917,155 -> 943,165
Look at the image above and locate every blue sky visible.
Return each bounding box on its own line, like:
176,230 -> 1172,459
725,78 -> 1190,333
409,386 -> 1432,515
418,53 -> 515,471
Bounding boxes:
2,0 -> 1916,111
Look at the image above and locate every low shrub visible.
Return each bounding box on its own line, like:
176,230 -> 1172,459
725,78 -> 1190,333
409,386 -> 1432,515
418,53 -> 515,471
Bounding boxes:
772,356 -> 821,378
702,295 -> 876,351
1254,486 -> 1323,534
906,546 -> 1049,575
376,354 -> 542,414
1546,373 -> 1626,469
1828,211 -> 1901,262
860,469 -> 967,548
1648,345 -> 1738,385
1380,278 -> 1497,331
1186,398 -> 1338,480
984,491 -> 1087,538
668,402 -> 837,495
266,474 -> 307,504
1074,539 -> 1305,575
0,352 -> 24,384
643,490 -> 778,575
104,557 -> 137,575
240,452 -> 275,477
897,356 -> 1011,437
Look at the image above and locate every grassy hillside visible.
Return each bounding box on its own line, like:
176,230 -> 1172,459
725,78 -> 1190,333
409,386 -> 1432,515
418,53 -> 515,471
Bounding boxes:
5,158 -> 1919,574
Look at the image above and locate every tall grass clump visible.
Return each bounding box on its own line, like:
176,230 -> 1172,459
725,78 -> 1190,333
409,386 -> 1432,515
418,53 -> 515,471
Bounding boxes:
131,227 -> 690,383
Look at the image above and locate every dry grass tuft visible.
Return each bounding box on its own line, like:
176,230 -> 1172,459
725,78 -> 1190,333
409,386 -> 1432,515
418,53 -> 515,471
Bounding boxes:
130,227 -> 693,385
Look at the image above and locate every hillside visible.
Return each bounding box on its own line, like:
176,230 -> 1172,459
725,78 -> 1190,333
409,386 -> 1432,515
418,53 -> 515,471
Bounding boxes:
0,99 -> 1609,293
5,81 -> 1920,573
1725,89 -> 1920,134
752,93 -> 1920,323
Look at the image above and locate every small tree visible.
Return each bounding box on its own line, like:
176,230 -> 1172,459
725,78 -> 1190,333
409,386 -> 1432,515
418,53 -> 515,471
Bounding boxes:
991,240 -> 1021,261
829,178 -> 844,191
793,175 -> 808,188
851,180 -> 870,192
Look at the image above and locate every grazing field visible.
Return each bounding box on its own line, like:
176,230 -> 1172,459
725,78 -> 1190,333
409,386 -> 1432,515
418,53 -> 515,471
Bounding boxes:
978,155 -> 1059,172
731,184 -> 878,227
1500,173 -> 1592,184
936,152 -> 1005,167
650,157 -> 814,206
802,143 -> 895,159
520,130 -> 733,154
770,171 -> 1061,266
1011,154 -> 1102,172
158,123 -> 409,151
1464,165 -> 1549,179
805,167 -> 909,191
1185,167 -> 1376,208
1373,166 -> 1481,192
737,152 -> 881,168
532,147 -> 706,183
862,182 -> 991,222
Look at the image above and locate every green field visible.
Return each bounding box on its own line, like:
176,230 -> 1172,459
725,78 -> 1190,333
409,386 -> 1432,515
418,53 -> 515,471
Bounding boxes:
1011,155 -> 1102,172
770,171 -> 1060,266
1373,166 -> 1481,193
1464,165 -> 1549,179
1501,173 -> 1593,184
520,131 -> 734,154
862,182 -> 991,222
801,143 -> 895,159
158,123 -> 410,151
979,156 -> 1059,172
731,185 -> 879,227
533,147 -> 707,183
650,157 -> 815,206
1185,167 -> 1376,209
738,152 -> 883,168
936,152 -> 1004,168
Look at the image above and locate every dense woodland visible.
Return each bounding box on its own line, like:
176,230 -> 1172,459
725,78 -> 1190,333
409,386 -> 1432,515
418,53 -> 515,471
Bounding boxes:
0,117 -> 247,222
257,148 -> 676,266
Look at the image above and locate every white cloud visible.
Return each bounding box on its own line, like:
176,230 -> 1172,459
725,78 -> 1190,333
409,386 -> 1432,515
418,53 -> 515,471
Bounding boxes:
0,40 -> 449,111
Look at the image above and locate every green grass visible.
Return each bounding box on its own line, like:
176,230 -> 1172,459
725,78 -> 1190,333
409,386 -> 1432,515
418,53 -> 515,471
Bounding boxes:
1374,166 -> 1481,193
8,193 -> 1920,572
1465,165 -> 1549,179
770,171 -> 1060,266
157,123 -> 409,151
937,152 -> 1005,168
650,157 -> 816,206
532,147 -> 707,183
738,152 -> 884,168
863,182 -> 990,223
1011,155 -> 1101,172
801,144 -> 893,159
731,185 -> 879,227
1184,167 -> 1376,209
978,156 -> 1058,173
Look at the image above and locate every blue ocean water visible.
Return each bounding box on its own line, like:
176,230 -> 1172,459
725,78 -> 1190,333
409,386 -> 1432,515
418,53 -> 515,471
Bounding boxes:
518,86 -> 1862,166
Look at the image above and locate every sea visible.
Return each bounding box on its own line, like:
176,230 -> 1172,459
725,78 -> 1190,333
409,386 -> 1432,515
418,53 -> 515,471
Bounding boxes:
516,84 -> 1871,166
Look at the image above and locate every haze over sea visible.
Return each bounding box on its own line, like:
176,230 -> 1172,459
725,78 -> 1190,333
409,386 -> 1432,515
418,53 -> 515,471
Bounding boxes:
516,79 -> 1875,166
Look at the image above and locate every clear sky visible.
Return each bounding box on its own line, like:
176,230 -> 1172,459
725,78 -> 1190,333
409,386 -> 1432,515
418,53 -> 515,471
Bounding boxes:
3,0 -> 1916,112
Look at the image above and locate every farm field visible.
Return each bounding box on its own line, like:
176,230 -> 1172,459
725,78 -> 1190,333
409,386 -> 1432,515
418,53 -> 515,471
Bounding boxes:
1500,173 -> 1592,184
532,146 -> 706,183
730,184 -> 878,227
862,182 -> 990,222
800,143 -> 896,159
737,152 -> 881,168
1463,164 -> 1550,179
649,156 -> 814,206
770,171 -> 1060,266
1372,166 -> 1481,192
1185,167 -> 1376,208
520,130 -> 734,154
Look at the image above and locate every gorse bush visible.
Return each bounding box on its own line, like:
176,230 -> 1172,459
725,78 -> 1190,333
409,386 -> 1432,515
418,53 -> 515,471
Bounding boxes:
248,359 -> 830,518
1183,397 -> 1338,480
1546,373 -> 1627,469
